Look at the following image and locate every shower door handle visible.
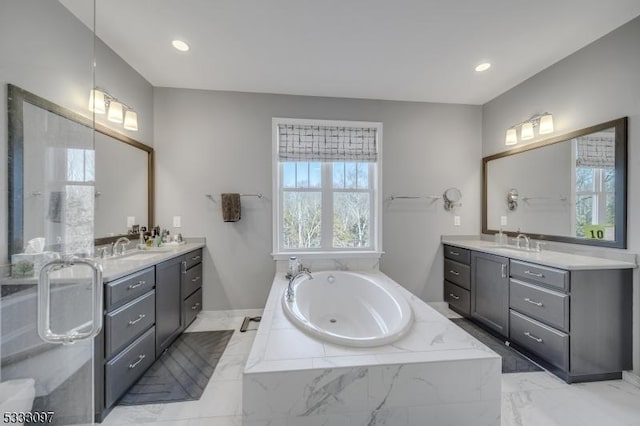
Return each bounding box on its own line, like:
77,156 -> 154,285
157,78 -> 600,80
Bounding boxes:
37,257 -> 103,345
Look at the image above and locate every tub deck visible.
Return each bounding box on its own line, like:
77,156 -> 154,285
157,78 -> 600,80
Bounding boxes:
243,270 -> 501,426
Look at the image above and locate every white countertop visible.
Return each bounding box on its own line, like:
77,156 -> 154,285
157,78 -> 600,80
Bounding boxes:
1,241 -> 205,285
441,238 -> 636,270
244,270 -> 500,374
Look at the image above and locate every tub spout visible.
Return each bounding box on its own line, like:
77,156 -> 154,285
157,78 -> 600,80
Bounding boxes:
286,270 -> 313,302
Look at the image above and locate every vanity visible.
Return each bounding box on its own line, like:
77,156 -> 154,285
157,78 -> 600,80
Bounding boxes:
95,243 -> 204,421
442,238 -> 634,383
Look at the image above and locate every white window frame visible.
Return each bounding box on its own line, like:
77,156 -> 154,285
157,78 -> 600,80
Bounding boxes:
272,118 -> 383,260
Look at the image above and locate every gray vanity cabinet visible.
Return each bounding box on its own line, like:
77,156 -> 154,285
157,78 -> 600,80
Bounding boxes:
443,242 -> 633,383
470,251 -> 509,337
155,255 -> 184,355
182,249 -> 203,328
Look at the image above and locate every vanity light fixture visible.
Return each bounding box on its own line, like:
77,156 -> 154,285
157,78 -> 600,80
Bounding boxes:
123,110 -> 138,131
504,112 -> 554,145
505,128 -> 518,146
88,89 -> 106,114
107,100 -> 124,123
87,88 -> 139,131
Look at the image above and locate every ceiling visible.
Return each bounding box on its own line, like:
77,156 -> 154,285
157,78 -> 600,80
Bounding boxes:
61,0 -> 640,105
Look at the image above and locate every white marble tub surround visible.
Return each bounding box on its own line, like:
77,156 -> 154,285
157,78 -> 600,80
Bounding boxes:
243,270 -> 501,425
282,270 -> 413,347
441,236 -> 636,270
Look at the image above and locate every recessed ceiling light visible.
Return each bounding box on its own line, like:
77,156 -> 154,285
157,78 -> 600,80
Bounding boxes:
475,62 -> 491,72
172,40 -> 190,52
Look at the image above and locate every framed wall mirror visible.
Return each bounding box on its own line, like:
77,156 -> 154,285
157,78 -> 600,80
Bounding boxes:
483,117 -> 627,249
7,84 -> 154,257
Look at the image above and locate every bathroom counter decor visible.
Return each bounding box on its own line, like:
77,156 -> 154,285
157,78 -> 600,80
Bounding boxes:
243,270 -> 501,425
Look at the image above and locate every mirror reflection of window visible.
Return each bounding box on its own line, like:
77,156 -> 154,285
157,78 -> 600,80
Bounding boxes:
572,129 -> 616,240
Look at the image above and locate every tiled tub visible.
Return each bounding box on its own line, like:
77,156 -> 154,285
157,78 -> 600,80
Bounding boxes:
243,270 -> 501,426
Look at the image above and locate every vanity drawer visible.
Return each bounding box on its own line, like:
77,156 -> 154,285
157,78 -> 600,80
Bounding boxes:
510,260 -> 569,291
443,245 -> 470,265
105,326 -> 155,408
510,279 -> 569,332
182,263 -> 203,299
185,249 -> 203,270
510,310 -> 569,371
105,291 -> 155,358
183,287 -> 203,328
444,259 -> 470,290
444,280 -> 470,316
105,267 -> 155,311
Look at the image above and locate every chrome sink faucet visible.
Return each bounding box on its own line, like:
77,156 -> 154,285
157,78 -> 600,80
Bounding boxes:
112,237 -> 131,256
286,270 -> 313,302
515,234 -> 530,251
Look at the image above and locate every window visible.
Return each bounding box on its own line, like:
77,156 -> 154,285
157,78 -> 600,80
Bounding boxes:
572,132 -> 615,240
273,119 -> 382,257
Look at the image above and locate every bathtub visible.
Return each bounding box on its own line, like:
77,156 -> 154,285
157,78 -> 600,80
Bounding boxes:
282,270 -> 413,347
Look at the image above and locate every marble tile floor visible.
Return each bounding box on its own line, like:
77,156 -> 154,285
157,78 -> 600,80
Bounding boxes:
101,308 -> 640,426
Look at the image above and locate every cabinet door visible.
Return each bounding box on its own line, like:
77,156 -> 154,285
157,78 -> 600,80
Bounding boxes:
471,251 -> 509,337
155,255 -> 184,355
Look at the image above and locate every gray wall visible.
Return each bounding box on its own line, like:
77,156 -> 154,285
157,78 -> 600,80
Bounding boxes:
154,88 -> 482,310
0,0 -> 154,262
482,16 -> 640,375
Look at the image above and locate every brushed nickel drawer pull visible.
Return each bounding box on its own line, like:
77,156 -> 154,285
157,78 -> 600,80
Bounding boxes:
191,276 -> 201,283
129,354 -> 146,369
524,297 -> 543,307
449,293 -> 460,300
524,270 -> 544,278
191,302 -> 201,310
128,314 -> 146,326
449,251 -> 460,256
524,331 -> 543,343
501,264 -> 507,278
191,255 -> 201,261
449,270 -> 460,276
128,280 -> 145,290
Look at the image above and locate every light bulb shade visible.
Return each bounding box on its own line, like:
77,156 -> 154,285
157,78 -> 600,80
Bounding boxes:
505,128 -> 518,145
123,110 -> 138,131
539,114 -> 554,134
107,101 -> 124,123
88,89 -> 106,114
521,122 -> 534,140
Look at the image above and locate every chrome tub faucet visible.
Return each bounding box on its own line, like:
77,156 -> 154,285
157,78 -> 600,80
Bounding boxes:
286,270 -> 313,302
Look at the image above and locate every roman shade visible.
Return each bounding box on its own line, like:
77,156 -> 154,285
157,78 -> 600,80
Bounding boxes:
278,124 -> 378,162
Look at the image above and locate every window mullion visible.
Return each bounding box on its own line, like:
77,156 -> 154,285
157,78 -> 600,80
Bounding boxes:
321,162 -> 333,249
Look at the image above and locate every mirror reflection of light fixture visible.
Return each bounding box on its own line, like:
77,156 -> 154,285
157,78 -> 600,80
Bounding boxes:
87,88 -> 139,131
443,187 -> 462,211
504,112 -> 553,145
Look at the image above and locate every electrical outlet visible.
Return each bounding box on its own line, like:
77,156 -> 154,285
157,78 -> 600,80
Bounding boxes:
454,216 -> 461,226
127,216 -> 135,227
501,216 -> 508,226
173,216 -> 182,228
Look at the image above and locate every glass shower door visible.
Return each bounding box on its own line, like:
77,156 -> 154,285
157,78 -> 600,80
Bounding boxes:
0,1 -> 99,425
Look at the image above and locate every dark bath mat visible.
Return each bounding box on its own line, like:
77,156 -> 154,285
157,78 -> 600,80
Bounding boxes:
452,318 -> 543,374
118,330 -> 234,405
